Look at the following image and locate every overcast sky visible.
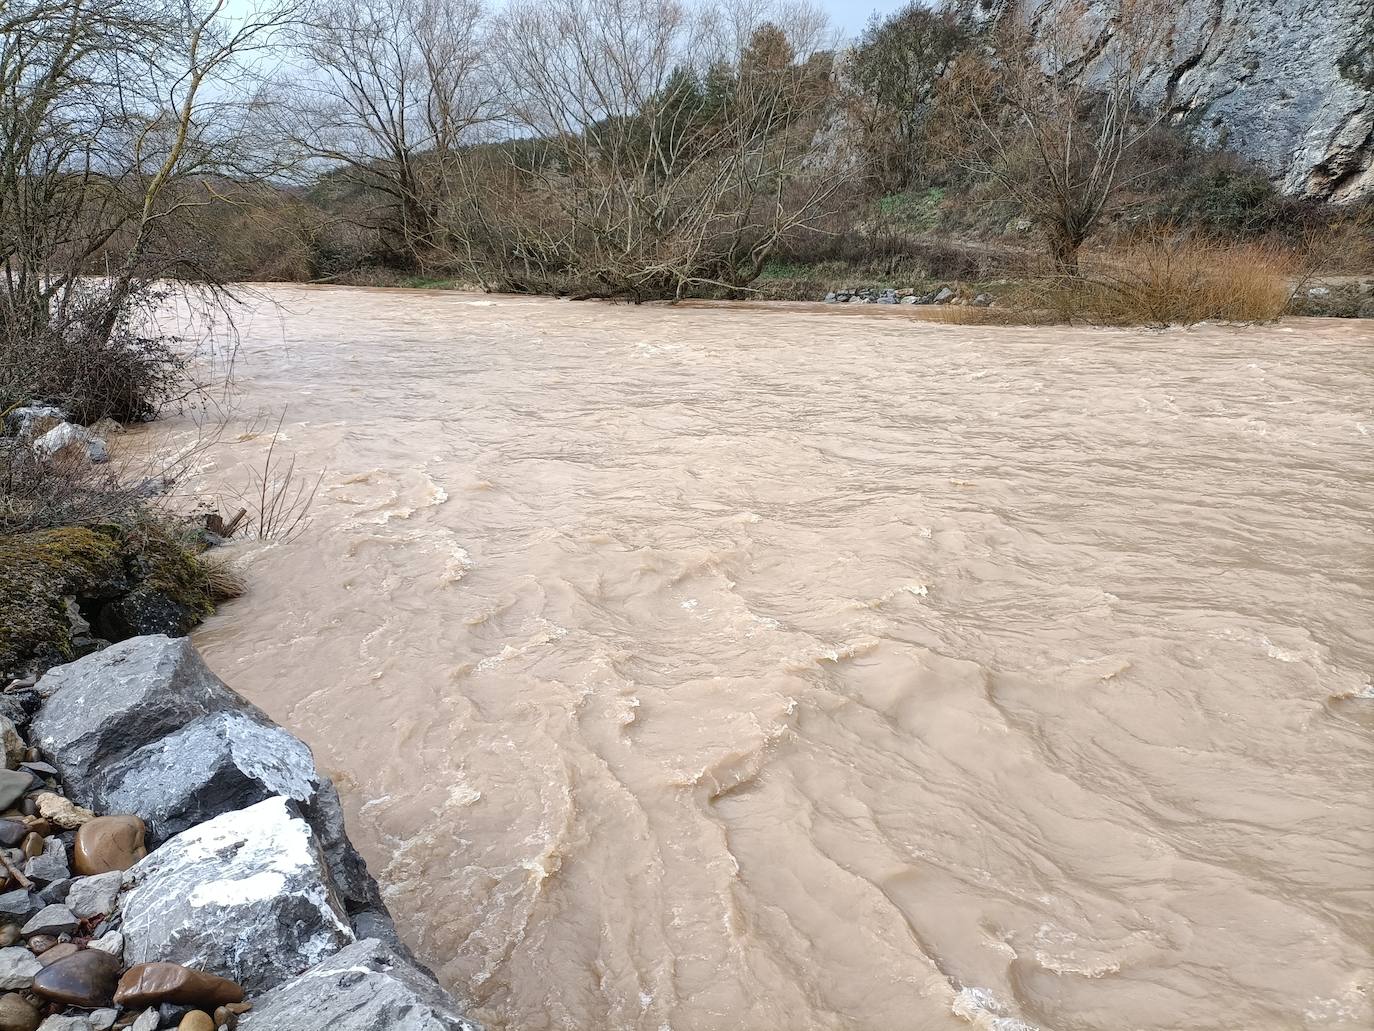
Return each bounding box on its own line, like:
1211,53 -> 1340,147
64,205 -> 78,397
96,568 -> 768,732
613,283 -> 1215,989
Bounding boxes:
821,0 -> 916,32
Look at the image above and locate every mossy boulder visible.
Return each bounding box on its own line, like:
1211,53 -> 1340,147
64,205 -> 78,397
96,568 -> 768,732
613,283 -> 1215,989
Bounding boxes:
0,528 -> 127,677
0,521 -> 241,679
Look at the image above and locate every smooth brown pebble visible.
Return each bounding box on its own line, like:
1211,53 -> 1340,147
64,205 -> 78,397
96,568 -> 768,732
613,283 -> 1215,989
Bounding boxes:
18,834 -> 42,860
20,820 -> 49,837
178,1012 -> 215,1031
72,815 -> 147,875
0,990 -> 40,1031
35,942 -> 78,967
114,963 -> 244,1009
212,1006 -> 234,1029
224,1002 -> 251,1014
30,948 -> 121,1007
24,935 -> 55,955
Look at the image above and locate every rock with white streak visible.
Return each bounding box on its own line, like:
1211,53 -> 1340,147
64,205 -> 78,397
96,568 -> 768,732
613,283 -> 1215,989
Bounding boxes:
119,797 -> 353,994
84,711 -> 320,848
32,637 -> 248,783
239,939 -> 480,1031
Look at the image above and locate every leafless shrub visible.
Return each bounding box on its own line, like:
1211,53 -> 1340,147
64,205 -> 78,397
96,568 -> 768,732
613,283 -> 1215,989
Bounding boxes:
225,411 -> 322,542
936,0 -> 1174,275
1007,236 -> 1306,326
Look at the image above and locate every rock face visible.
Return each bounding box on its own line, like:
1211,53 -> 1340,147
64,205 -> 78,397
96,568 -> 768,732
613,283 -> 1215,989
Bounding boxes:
32,637 -> 247,779
239,939 -> 480,1031
955,0 -> 1374,201
119,797 -> 354,994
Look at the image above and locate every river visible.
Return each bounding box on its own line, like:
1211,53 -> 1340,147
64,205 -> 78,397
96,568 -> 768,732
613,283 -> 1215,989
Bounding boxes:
159,286 -> 1372,1031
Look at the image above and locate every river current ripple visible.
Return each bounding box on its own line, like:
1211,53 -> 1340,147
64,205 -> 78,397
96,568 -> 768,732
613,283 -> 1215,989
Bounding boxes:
166,287 -> 1372,1031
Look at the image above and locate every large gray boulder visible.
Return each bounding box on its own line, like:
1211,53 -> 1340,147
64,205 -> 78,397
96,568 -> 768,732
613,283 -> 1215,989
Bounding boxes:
120,796 -> 354,994
85,711 -> 318,847
239,939 -> 480,1031
31,636 -> 246,778
32,635 -> 397,941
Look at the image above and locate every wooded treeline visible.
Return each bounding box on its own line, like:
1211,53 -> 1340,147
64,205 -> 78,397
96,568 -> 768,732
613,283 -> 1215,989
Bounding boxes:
2,0 -> 1368,323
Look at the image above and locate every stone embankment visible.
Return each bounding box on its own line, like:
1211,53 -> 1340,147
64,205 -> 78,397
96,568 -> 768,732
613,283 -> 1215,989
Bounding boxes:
0,635 -> 477,1031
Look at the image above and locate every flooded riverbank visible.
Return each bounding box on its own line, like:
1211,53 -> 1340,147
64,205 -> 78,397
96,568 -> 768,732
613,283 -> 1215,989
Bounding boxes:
164,287 -> 1371,1030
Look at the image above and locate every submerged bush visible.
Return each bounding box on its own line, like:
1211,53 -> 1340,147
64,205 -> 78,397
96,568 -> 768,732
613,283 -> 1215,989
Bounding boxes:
0,292 -> 194,425
1026,238 -> 1301,327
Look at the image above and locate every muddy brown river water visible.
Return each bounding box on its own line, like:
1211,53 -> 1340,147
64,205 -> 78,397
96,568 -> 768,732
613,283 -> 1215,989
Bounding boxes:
160,286 -> 1372,1031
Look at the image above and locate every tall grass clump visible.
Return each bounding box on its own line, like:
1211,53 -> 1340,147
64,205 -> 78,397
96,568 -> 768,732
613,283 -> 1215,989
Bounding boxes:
1032,238 -> 1303,326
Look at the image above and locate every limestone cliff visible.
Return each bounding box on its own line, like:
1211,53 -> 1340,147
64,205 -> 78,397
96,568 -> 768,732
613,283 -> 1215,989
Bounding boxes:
956,0 -> 1374,201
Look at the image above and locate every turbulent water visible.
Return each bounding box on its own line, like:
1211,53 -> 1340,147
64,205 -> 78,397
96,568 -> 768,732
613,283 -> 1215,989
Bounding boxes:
164,286 -> 1372,1031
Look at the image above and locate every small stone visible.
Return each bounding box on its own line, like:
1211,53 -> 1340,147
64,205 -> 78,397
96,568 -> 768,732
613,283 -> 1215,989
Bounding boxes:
73,818 -> 145,876
21,840 -> 68,887
0,896 -> 32,920
18,837 -> 41,862
15,802 -> 33,820
177,1013 -> 214,1031
129,1011 -> 158,1031
115,964 -> 243,1009
0,777 -> 31,814
23,937 -> 54,955
0,722 -> 24,774
0,990 -> 40,1031
0,947 -> 41,990
223,1003 -> 249,1015
86,933 -> 121,959
0,928 -> 16,948
86,1010 -> 116,1031
33,1018 -> 88,1031
65,874 -> 121,920
32,797 -> 93,832
0,825 -> 25,851
30,949 -> 121,1008
35,943 -> 76,966
211,1006 -> 231,1030
157,1007 -> 188,1026
36,880 -> 69,906
19,906 -> 75,938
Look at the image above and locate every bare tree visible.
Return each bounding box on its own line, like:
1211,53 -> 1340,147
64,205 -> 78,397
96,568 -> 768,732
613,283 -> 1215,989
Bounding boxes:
842,1 -> 968,193
0,0 -> 297,419
279,0 -> 496,268
439,0 -> 845,299
938,0 -> 1171,275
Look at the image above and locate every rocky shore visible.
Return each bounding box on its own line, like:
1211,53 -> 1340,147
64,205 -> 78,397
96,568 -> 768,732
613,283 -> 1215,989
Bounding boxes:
0,635 -> 477,1031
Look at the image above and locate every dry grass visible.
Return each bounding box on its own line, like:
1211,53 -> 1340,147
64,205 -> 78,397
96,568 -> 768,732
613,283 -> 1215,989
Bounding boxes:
1021,238 -> 1304,327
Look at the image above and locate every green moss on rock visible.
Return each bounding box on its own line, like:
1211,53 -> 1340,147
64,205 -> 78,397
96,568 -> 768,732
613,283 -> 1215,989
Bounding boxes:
0,527 -> 124,675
